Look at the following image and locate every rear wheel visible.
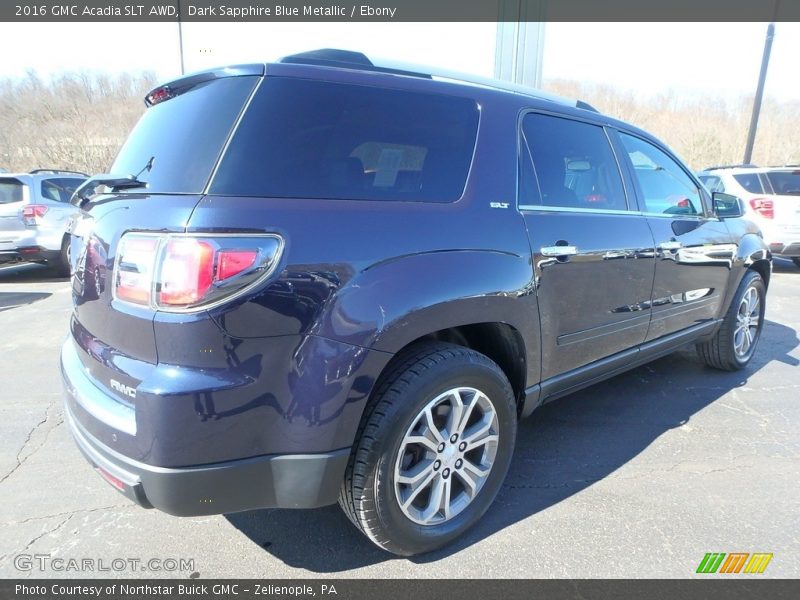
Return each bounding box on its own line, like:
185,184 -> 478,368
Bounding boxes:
52,236 -> 71,277
339,342 -> 517,556
697,270 -> 765,371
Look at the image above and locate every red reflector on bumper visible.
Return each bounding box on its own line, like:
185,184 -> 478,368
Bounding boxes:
95,466 -> 126,491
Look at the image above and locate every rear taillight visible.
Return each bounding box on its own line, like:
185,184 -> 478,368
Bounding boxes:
22,204 -> 48,226
749,197 -> 774,219
113,233 -> 283,311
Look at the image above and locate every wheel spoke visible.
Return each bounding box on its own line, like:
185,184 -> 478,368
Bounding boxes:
404,434 -> 440,454
396,459 -> 435,487
445,390 -> 465,438
453,390 -> 480,437
462,458 -> 491,481
400,468 -> 438,510
462,414 -> 495,447
456,463 -> 483,498
420,476 -> 446,522
749,297 -> 760,318
422,406 -> 446,445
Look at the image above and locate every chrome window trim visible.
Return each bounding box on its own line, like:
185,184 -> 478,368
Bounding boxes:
518,204 -> 708,220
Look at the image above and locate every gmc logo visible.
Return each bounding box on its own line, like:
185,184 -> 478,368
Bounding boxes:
110,379 -> 137,399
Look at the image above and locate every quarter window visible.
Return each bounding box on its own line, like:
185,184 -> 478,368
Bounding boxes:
620,133 -> 702,216
0,178 -> 24,204
41,178 -> 84,203
211,78 -> 480,202
732,173 -> 765,194
520,113 -> 627,211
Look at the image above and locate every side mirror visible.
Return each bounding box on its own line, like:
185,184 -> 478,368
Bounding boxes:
712,192 -> 744,218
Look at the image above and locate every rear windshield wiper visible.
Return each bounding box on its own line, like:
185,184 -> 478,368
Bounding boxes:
70,174 -> 147,207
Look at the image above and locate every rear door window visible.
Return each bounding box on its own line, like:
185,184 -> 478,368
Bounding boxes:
619,133 -> 702,216
519,113 -> 627,211
0,178 -> 24,204
210,77 -> 480,202
111,76 -> 259,194
41,178 -> 84,202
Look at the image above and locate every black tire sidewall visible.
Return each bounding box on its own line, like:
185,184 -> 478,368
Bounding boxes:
368,355 -> 516,555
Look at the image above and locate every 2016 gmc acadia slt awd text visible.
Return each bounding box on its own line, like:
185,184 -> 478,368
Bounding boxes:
61,50 -> 771,555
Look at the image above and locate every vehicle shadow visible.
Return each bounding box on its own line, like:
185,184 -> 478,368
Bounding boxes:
772,257 -> 799,274
225,319 -> 799,571
0,263 -> 68,283
0,291 -> 52,312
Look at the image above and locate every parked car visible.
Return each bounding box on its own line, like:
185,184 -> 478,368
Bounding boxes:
61,49 -> 771,556
699,165 -> 800,267
0,169 -> 88,274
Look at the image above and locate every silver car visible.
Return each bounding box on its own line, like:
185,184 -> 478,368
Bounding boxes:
0,170 -> 87,275
699,165 -> 800,267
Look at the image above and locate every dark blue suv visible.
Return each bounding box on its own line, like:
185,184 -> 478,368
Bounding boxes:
62,49 -> 771,556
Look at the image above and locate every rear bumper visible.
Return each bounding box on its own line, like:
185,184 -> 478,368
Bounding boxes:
767,242 -> 800,257
66,404 -> 350,516
0,247 -> 59,264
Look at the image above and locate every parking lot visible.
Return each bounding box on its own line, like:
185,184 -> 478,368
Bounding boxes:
0,259 -> 798,578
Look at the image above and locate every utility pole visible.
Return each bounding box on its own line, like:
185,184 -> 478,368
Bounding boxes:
495,1 -> 546,88
743,23 -> 775,164
177,2 -> 185,75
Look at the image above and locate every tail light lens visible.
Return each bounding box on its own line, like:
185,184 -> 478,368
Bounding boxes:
113,233 -> 283,311
22,204 -> 48,226
749,197 -> 774,219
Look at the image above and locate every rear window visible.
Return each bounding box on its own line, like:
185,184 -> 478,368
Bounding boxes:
0,178 -> 24,204
110,76 -> 259,194
733,173 -> 765,194
764,170 -> 800,196
41,178 -> 84,202
698,175 -> 724,193
210,78 -> 480,202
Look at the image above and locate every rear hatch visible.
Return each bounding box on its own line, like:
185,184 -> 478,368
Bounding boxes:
764,169 -> 800,239
70,68 -> 262,390
0,177 -> 27,252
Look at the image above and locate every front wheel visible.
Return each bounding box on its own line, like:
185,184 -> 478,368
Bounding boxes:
339,342 -> 517,556
697,270 -> 766,371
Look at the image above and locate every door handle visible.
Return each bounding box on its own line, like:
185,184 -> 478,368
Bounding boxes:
541,245 -> 577,257
658,241 -> 682,250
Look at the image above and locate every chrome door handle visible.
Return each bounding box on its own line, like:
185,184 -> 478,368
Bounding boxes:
658,241 -> 682,250
541,245 -> 577,256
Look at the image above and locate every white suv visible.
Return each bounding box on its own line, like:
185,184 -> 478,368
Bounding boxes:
0,170 -> 87,275
699,165 -> 800,267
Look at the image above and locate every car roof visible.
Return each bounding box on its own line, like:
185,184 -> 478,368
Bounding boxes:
148,48 -> 677,162
702,165 -> 800,175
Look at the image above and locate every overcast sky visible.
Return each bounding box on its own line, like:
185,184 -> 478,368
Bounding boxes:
0,22 -> 797,102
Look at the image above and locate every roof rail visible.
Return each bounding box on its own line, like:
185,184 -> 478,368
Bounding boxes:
29,168 -> 89,176
279,48 -> 580,108
279,49 -> 431,79
702,164 -> 758,171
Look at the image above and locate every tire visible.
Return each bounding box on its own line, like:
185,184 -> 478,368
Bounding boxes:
338,342 -> 517,556
52,236 -> 71,278
697,270 -> 765,371
792,258 -> 800,269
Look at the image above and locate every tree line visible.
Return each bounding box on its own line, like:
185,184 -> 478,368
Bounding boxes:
1,71 -> 797,176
